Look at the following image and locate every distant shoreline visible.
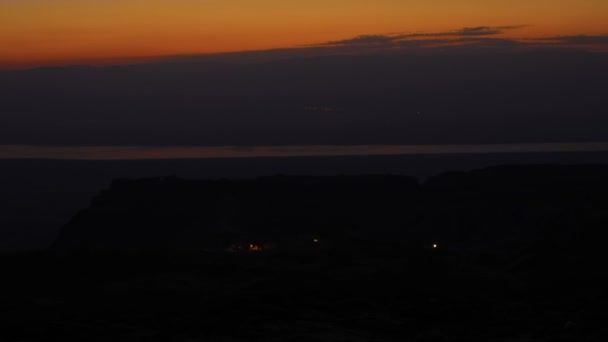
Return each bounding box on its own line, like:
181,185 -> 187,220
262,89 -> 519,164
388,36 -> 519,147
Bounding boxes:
2,142 -> 608,161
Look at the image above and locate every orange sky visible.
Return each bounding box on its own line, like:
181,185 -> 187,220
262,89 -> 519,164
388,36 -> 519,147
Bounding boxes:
1,0 -> 607,68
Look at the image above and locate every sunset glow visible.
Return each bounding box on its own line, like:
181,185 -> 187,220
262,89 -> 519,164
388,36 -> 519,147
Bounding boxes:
2,0 -> 608,68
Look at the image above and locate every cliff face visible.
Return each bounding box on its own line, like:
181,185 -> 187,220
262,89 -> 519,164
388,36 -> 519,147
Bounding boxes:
52,166 -> 608,255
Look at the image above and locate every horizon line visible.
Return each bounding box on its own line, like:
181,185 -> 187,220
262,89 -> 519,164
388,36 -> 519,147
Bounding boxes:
2,142 -> 608,161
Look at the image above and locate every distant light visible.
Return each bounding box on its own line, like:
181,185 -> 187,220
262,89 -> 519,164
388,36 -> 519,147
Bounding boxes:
313,239 -> 320,243
433,244 -> 438,249
249,244 -> 262,252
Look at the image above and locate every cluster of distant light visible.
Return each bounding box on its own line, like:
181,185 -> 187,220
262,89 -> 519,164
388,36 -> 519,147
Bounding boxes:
1,143 -> 608,160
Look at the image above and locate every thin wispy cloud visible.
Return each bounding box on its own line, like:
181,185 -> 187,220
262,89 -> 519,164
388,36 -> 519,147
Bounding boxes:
533,35 -> 608,45
309,25 -> 608,54
317,25 -> 528,47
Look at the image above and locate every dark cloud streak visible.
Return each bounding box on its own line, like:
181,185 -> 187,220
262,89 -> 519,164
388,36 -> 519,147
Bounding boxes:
312,26 -> 608,55
533,35 -> 608,45
318,25 -> 528,47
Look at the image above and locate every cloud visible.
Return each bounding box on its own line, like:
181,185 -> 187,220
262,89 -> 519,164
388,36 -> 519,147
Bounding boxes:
398,25 -> 528,39
534,35 -> 608,45
456,26 -> 508,36
310,26 -> 608,54
323,34 -> 397,47
318,25 -> 528,47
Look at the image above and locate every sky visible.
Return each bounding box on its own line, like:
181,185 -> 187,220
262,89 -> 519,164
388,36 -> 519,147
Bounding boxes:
2,0 -> 608,68
1,0 -> 608,153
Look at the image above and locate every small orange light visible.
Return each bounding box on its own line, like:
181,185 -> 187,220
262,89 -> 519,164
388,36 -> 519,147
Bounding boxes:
248,244 -> 262,252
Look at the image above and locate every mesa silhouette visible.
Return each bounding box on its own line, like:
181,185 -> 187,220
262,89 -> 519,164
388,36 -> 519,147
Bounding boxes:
53,164 -> 608,266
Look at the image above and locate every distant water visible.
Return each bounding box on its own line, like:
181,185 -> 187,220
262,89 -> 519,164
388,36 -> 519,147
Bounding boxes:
2,142 -> 608,160
3,149 -> 608,251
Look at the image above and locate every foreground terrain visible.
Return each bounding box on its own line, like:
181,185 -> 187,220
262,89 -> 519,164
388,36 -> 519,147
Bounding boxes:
2,165 -> 608,341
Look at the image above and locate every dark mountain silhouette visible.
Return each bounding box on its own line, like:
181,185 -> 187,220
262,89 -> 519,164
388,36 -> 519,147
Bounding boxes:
6,152 -> 608,252
52,175 -> 421,253
53,164 -> 608,263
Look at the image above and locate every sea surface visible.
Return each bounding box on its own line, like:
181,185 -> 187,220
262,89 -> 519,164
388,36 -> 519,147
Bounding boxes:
3,150 -> 608,251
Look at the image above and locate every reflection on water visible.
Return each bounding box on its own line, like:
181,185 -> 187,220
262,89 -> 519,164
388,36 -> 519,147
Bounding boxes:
2,142 -> 608,160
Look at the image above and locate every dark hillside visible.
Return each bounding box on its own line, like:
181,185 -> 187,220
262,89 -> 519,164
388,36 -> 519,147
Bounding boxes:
3,165 -> 607,341
53,175 -> 421,253
53,165 -> 608,259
